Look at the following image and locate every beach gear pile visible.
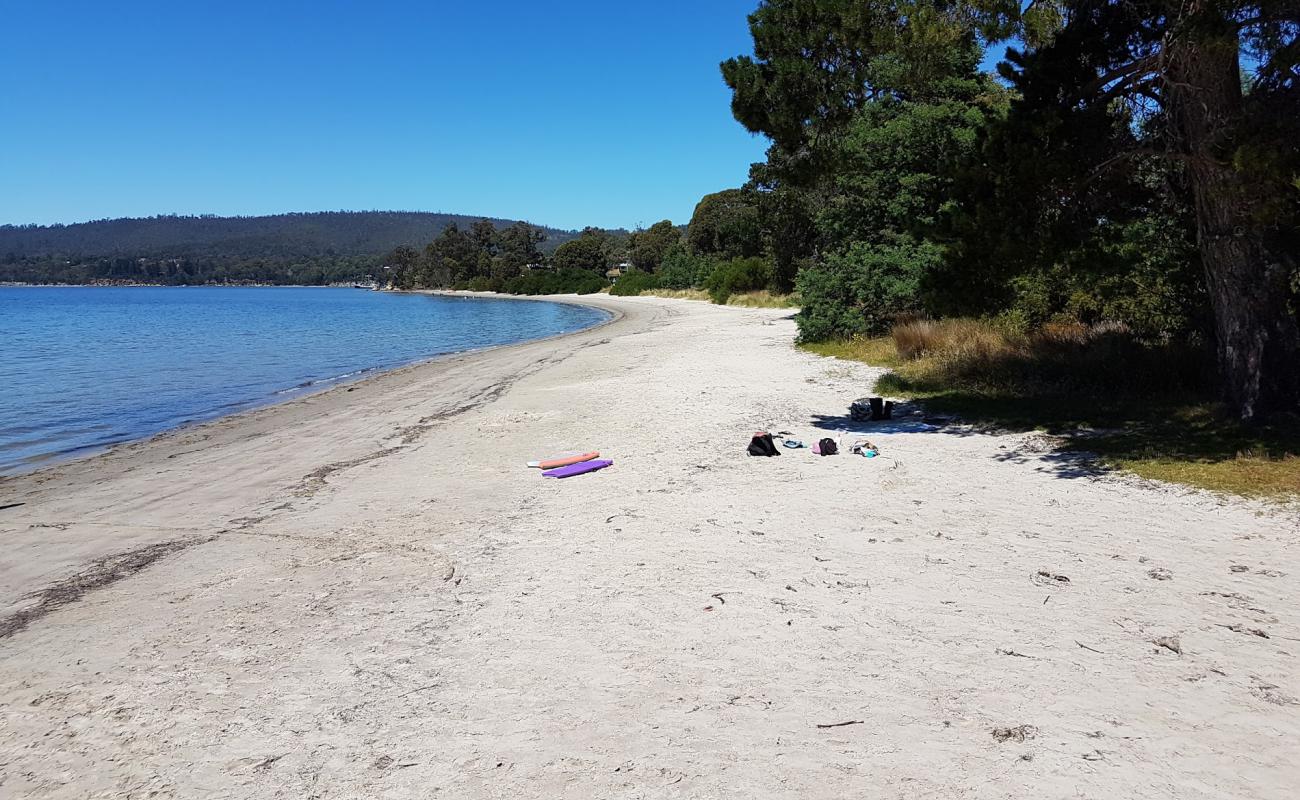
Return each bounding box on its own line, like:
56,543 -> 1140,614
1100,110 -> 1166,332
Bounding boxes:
748,430 -> 879,459
850,397 -> 894,422
527,451 -> 612,479
750,395 -> 905,460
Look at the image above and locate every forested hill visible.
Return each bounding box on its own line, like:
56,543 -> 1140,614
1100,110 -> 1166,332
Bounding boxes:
0,212 -> 577,285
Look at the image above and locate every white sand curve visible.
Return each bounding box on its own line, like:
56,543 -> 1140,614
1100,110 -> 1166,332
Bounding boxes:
0,295 -> 1295,799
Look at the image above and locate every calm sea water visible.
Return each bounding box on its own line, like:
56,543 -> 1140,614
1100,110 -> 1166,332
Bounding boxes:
0,287 -> 607,474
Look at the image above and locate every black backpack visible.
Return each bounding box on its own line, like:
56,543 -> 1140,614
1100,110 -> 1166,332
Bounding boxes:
747,432 -> 781,457
817,437 -> 838,455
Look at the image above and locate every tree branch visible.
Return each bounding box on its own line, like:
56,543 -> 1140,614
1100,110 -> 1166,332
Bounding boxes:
1081,54 -> 1160,99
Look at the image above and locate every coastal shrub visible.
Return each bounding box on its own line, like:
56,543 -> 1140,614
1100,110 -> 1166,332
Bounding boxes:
468,276 -> 505,293
502,269 -> 607,296
609,270 -> 660,296
556,269 -> 608,295
657,243 -> 714,290
795,240 -> 940,341
501,272 -> 551,295
703,256 -> 772,304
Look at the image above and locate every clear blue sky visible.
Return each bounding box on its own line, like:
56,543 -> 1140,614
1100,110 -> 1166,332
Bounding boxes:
1,1 -> 1009,231
0,0 -> 772,230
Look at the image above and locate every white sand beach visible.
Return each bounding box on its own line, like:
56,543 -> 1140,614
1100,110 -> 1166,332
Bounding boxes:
0,295 -> 1296,799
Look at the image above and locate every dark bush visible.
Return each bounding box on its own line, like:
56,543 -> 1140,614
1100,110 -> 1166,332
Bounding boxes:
704,256 -> 773,304
502,269 -> 608,296
657,243 -> 714,290
609,270 -> 660,296
796,240 -> 939,340
468,276 -> 505,293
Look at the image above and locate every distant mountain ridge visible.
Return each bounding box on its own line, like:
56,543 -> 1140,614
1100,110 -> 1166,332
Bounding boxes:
0,211 -> 577,259
0,211 -> 579,285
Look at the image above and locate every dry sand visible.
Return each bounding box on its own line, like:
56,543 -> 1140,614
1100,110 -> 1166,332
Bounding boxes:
0,294 -> 1297,799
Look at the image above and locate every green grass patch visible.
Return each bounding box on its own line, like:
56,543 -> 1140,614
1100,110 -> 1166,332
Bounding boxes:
801,337 -> 902,369
803,328 -> 1300,499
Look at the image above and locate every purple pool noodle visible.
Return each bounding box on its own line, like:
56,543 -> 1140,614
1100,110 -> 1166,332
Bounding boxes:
542,458 -> 613,479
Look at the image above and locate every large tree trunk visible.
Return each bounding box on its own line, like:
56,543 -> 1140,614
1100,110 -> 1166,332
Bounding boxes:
1166,17 -> 1300,421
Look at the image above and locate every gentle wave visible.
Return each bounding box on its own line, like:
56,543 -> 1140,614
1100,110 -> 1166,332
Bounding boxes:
274,366 -> 378,394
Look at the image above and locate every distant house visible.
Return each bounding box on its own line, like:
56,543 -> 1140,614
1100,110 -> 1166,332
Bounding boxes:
606,261 -> 633,281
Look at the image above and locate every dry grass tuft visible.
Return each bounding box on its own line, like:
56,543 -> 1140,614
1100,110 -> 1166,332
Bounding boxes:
892,318 -> 1008,361
639,288 -> 799,308
725,291 -> 800,309
642,288 -> 711,302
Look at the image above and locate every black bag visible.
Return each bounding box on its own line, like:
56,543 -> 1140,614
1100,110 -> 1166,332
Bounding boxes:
748,432 -> 780,457
817,437 -> 838,455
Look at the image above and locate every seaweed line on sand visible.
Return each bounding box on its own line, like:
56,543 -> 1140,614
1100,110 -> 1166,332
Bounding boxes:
0,536 -> 215,641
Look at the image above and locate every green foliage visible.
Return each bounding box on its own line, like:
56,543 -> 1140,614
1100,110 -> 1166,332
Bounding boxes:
558,228 -> 613,273
750,176 -> 816,294
716,0 -> 1292,418
386,220 -> 587,291
627,220 -> 680,272
496,222 -> 547,274
0,212 -> 576,286
656,242 -> 714,290
608,270 -> 661,296
1006,213 -> 1204,342
718,0 -> 1012,340
703,256 -> 773,304
686,190 -> 762,260
466,276 -> 503,293
965,0 -> 1300,418
928,27 -> 1210,342
796,239 -> 942,340
721,0 -> 985,150
820,95 -> 1002,245
551,227 -> 616,274
501,269 -> 607,296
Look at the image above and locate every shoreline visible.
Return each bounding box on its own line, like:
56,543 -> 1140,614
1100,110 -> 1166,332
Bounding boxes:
0,282 -> 350,288
1,296 -> 1296,799
0,293 -> 645,613
0,291 -> 618,480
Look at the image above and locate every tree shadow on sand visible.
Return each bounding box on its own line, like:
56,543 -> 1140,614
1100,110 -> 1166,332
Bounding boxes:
808,406 -> 1117,482
811,385 -> 1300,492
